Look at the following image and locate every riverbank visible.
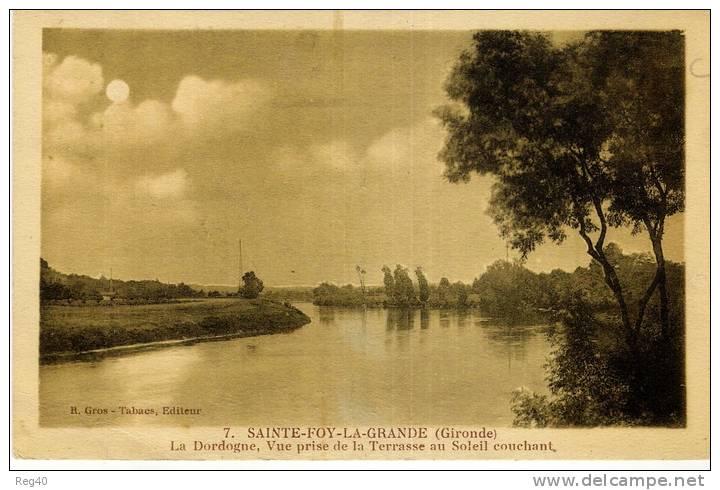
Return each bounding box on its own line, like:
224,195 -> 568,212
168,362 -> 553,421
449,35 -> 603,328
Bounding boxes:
40,298 -> 311,363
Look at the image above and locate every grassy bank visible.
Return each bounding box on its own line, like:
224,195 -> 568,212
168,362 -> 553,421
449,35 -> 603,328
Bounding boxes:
40,298 -> 310,362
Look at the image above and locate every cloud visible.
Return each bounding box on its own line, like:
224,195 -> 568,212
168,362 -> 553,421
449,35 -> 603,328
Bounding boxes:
273,117 -> 446,189
42,53 -> 244,237
39,51 -> 497,284
42,53 -> 271,161
256,115 -> 503,281
365,117 -> 446,180
42,53 -> 103,146
43,53 -> 103,104
43,100 -> 77,127
135,169 -> 189,199
42,53 -> 275,228
112,170 -> 200,226
171,75 -> 270,133
310,141 -> 361,174
87,99 -> 174,150
41,155 -> 81,193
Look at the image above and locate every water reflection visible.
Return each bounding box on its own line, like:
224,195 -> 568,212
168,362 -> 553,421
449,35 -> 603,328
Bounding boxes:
318,308 -> 336,325
483,323 -> 538,343
40,303 -> 552,428
386,309 -> 415,330
360,307 -> 367,331
457,310 -> 469,328
439,310 -> 450,328
420,309 -> 429,330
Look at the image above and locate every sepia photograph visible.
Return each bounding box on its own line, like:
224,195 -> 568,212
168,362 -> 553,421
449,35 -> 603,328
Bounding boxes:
12,10 -> 709,463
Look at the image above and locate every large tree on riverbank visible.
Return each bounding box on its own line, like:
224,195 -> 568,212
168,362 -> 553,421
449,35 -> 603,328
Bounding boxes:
240,271 -> 264,299
436,31 -> 684,341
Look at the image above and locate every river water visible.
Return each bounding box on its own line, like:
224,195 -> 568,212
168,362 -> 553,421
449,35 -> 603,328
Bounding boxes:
40,303 -> 552,427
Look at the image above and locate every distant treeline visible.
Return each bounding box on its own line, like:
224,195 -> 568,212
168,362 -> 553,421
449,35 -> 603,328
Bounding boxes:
474,245 -> 684,321
40,258 -> 278,303
40,258 -> 206,303
312,266 -> 476,309
262,286 -> 315,303
312,244 -> 684,321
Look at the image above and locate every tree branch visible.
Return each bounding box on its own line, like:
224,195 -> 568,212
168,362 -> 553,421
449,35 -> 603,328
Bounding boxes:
649,165 -> 668,201
591,196 -> 608,251
578,218 -> 600,261
575,154 -> 609,252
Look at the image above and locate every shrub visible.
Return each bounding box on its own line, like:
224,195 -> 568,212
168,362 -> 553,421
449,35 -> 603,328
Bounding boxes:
511,297 -> 685,427
239,271 -> 264,299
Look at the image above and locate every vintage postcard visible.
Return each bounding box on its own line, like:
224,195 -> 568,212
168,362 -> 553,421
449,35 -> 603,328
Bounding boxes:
12,10 -> 709,461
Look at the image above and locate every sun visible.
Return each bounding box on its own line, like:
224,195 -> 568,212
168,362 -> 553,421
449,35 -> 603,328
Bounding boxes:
106,79 -> 130,103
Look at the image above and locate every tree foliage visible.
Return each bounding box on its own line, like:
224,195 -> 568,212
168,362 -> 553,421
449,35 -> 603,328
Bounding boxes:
40,258 -> 202,302
512,294 -> 684,427
393,265 -> 417,306
452,281 -> 469,308
239,271 -> 264,299
381,265 -> 395,301
415,267 -> 430,304
437,31 -> 684,338
473,260 -> 541,318
437,277 -> 451,306
313,282 -> 370,306
511,300 -> 633,427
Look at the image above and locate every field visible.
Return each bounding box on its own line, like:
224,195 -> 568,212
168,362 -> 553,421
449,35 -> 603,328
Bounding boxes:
40,298 -> 311,361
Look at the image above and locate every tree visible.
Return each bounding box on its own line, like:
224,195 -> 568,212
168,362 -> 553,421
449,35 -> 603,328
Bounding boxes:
437,277 -> 451,306
393,265 -> 417,306
356,265 -> 367,301
585,32 -> 684,337
436,31 -> 684,342
473,260 -> 540,317
381,265 -> 395,301
312,282 -> 366,306
511,299 -> 634,427
239,271 -> 264,299
454,281 -> 469,308
415,267 -> 430,304
176,282 -> 197,297
40,279 -> 71,301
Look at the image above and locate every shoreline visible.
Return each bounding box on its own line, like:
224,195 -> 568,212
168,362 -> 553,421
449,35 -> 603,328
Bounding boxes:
40,298 -> 311,365
310,302 -> 552,321
40,324 -> 302,365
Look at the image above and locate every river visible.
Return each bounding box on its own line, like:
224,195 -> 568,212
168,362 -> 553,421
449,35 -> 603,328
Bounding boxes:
39,303 -> 552,427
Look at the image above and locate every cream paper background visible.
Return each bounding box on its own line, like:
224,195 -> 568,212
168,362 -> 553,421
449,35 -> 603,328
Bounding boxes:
12,10 -> 709,460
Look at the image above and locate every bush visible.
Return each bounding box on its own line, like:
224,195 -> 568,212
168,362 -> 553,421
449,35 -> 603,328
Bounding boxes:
239,271 -> 264,299
312,282 -> 366,306
510,388 -> 551,428
511,298 -> 685,427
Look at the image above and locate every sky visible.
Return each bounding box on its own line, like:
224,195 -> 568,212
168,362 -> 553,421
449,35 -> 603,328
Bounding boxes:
41,29 -> 683,287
